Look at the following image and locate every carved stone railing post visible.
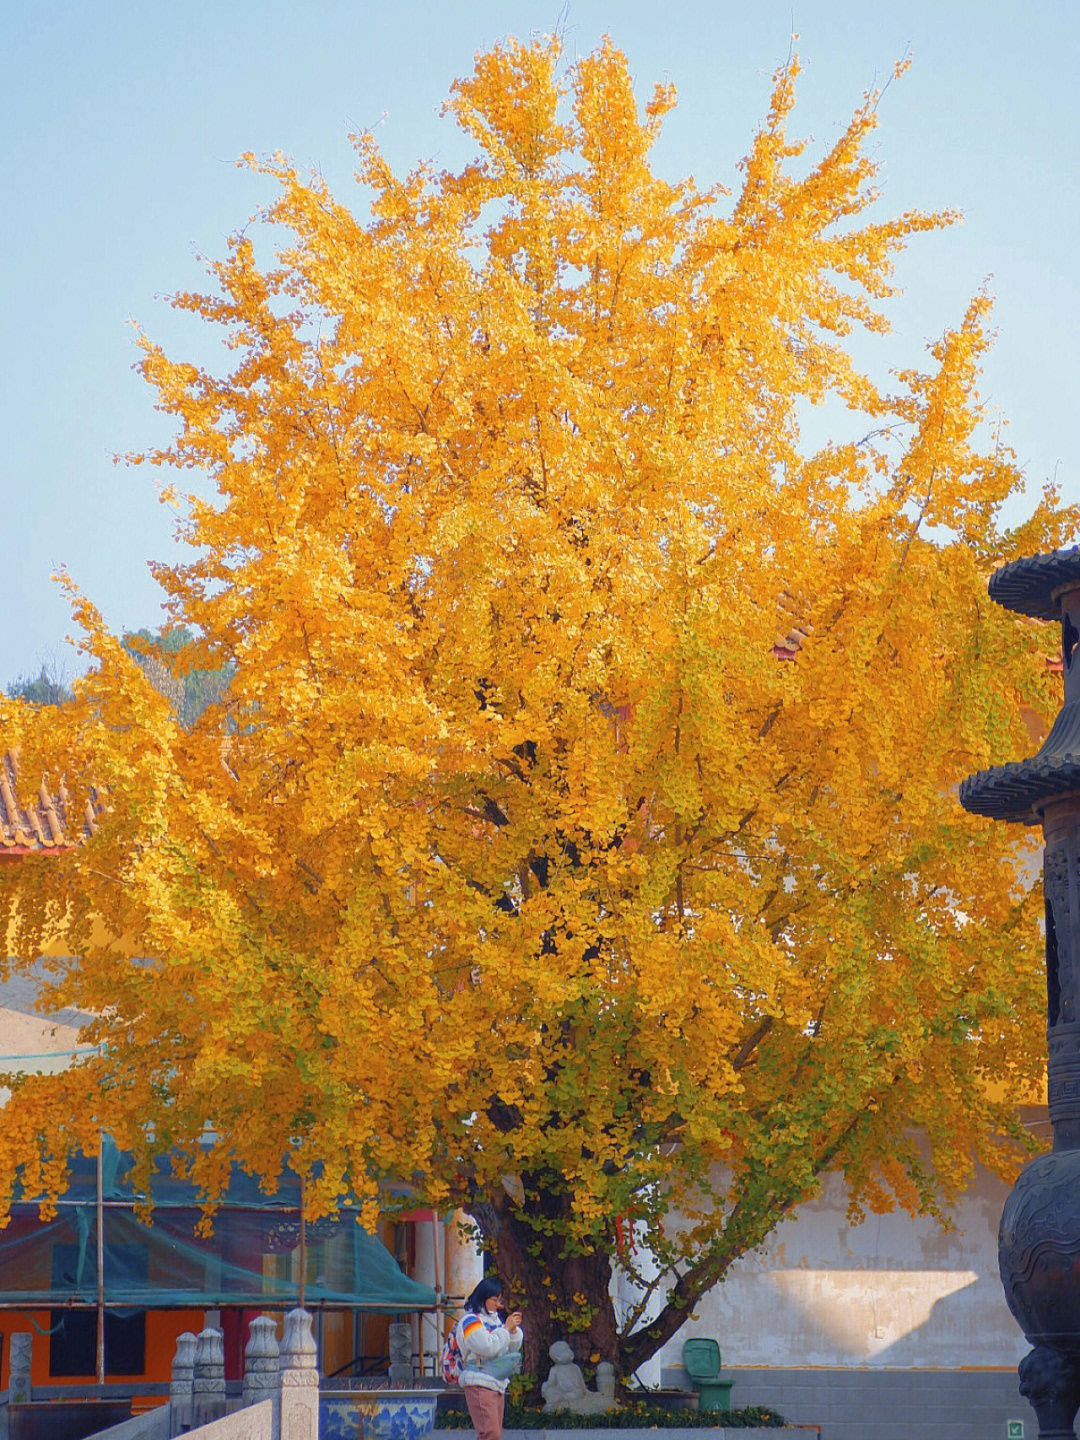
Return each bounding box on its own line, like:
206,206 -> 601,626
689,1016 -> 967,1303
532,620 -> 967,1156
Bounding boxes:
191,1327 -> 227,1429
9,1333 -> 32,1404
388,1322 -> 413,1385
243,1316 -> 281,1408
169,1331 -> 198,1436
278,1309 -> 318,1440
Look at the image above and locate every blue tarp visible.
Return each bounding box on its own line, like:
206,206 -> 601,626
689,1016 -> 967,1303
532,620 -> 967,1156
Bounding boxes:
0,1146 -> 436,1311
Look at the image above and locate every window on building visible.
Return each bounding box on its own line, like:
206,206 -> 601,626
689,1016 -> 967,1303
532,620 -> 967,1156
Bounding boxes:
49,1244 -> 147,1377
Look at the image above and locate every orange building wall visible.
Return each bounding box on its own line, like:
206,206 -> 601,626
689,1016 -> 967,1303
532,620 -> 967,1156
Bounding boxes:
143,1310 -> 204,1384
0,1309 -> 206,1389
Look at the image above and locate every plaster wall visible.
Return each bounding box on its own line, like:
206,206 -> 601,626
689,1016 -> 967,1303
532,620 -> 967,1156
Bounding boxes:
658,1163 -> 1030,1372
0,965 -> 95,1092
0,1008 -> 81,1069
0,1004 -> 83,1105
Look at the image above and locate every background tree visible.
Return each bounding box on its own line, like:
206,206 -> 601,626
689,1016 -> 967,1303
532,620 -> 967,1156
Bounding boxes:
2,36 -> 1077,1379
122,625 -> 234,728
5,630 -> 229,721
7,661 -> 73,708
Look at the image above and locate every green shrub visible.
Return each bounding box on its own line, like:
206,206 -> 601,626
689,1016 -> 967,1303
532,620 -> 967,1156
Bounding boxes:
434,1403 -> 787,1429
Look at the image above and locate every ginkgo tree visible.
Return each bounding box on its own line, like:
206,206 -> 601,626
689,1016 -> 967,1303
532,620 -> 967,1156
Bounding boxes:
2,35 -> 1077,1378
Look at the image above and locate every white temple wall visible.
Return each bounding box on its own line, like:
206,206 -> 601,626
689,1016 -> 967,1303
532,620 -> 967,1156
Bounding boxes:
654,1161 -> 1029,1374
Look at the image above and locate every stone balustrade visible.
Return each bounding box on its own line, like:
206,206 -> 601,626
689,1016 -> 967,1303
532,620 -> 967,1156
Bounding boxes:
0,1309 -> 322,1440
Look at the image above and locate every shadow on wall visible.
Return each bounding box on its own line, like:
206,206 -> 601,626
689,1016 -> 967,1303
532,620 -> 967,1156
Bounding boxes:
742,1268 -> 1022,1367
872,1272 -> 1026,1368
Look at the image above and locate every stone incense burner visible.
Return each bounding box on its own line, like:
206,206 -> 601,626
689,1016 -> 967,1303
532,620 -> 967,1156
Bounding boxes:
961,544 -> 1080,1440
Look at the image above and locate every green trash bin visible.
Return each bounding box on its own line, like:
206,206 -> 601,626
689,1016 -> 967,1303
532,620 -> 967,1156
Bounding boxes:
682,1338 -> 733,1412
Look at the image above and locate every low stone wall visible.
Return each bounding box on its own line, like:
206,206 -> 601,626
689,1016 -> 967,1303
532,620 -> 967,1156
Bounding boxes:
6,1402 -> 135,1440
174,1402 -> 275,1440
80,1406 -> 171,1440
722,1366 -> 1037,1440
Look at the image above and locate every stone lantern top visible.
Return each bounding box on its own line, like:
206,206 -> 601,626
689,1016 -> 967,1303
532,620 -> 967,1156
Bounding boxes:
960,544 -> 1080,824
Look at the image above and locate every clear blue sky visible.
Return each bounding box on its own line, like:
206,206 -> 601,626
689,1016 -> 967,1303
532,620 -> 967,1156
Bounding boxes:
4,0 -> 1079,683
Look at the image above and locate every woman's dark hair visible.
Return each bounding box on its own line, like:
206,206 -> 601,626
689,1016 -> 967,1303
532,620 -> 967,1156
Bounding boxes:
464,1275 -> 505,1315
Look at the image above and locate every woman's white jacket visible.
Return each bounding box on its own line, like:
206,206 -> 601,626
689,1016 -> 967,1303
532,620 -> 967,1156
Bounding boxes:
455,1310 -> 524,1393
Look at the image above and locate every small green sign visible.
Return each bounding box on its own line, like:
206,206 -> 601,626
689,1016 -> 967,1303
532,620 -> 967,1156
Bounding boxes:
1007,1422 -> 1024,1439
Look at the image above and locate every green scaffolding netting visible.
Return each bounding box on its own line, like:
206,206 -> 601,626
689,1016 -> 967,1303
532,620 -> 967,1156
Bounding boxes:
0,1145 -> 436,1311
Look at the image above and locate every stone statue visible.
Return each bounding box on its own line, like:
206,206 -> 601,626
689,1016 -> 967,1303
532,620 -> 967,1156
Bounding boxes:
541,1341 -> 617,1414
596,1362 -> 616,1404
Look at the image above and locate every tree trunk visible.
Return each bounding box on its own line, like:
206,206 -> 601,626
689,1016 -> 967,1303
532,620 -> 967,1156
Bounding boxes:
467,1197 -> 621,1387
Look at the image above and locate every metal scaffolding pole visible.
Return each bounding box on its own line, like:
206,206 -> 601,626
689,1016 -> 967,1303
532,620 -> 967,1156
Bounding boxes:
96,1136 -> 105,1386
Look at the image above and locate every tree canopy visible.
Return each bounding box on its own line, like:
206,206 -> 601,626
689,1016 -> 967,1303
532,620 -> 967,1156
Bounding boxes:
1,35 -> 1077,1374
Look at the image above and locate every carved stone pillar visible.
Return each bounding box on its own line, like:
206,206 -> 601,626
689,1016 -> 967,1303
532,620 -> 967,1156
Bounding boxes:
191,1326 -> 226,1429
442,1211 -> 483,1302
961,545 -> 1080,1439
388,1321 -> 414,1385
243,1316 -> 281,1407
9,1332 -> 32,1405
169,1331 -> 198,1436
279,1308 -> 318,1440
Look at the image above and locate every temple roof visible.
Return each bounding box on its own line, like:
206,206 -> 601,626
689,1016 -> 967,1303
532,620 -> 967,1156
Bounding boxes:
0,750 -> 98,860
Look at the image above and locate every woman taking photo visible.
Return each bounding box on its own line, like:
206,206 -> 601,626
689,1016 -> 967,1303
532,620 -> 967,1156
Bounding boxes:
454,1275 -> 523,1440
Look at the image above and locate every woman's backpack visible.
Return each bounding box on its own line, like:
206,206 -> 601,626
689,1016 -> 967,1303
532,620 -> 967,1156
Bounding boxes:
441,1326 -> 462,1385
